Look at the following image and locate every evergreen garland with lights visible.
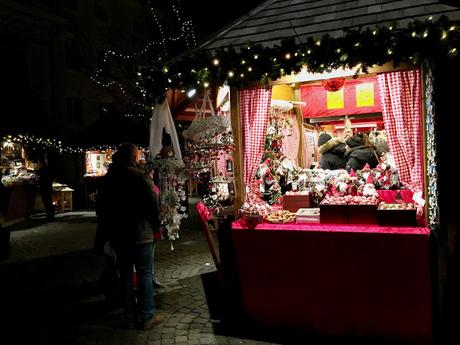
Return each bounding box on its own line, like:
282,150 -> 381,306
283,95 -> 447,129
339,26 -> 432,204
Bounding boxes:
137,16 -> 460,104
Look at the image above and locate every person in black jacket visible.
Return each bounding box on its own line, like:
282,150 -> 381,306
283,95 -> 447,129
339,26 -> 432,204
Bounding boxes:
345,133 -> 380,172
97,143 -> 164,330
318,133 -> 347,170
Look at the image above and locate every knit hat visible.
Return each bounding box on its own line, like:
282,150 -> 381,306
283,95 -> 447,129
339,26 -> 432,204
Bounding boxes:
346,134 -> 364,148
318,133 -> 332,147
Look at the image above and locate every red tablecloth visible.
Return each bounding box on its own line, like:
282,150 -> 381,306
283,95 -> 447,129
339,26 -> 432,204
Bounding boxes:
232,220 -> 431,344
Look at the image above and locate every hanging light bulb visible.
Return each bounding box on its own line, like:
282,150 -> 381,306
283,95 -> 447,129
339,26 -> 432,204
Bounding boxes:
187,89 -> 196,98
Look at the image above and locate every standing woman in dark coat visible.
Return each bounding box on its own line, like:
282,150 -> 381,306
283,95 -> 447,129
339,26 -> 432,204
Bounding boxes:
97,143 -> 164,330
345,133 -> 380,172
318,133 -> 347,170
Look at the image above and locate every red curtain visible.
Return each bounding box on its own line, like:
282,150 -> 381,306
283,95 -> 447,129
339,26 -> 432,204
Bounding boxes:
240,87 -> 272,185
377,70 -> 423,193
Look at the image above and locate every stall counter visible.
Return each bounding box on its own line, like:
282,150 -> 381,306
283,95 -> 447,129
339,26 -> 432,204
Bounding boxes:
232,219 -> 431,344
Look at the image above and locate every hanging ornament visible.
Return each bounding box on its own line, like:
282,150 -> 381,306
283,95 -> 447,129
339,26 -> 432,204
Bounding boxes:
322,78 -> 345,92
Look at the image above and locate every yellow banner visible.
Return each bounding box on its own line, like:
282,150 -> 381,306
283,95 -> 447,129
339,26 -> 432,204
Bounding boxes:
356,82 -> 374,107
326,89 -> 344,109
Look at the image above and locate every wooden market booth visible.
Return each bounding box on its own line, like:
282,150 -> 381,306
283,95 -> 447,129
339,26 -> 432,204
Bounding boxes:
164,1 -> 460,344
229,68 -> 433,344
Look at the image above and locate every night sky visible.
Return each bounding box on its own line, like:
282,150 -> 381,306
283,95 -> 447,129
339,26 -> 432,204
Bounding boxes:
183,0 -> 267,42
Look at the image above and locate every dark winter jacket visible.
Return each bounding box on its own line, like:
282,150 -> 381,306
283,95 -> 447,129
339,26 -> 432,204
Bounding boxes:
96,162 -> 160,251
319,138 -> 347,170
345,145 -> 379,172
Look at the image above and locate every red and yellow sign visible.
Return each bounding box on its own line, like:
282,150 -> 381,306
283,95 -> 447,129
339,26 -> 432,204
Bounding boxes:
300,76 -> 382,118
326,89 -> 344,109
356,82 -> 375,107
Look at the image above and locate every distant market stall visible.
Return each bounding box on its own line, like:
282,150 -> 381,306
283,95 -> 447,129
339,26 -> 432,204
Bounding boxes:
0,136 -> 38,223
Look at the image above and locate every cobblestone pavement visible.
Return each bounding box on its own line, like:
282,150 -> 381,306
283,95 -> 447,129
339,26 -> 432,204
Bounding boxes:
0,207 -> 292,345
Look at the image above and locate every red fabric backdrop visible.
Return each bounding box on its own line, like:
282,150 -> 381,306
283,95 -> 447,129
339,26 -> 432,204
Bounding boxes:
301,76 -> 382,118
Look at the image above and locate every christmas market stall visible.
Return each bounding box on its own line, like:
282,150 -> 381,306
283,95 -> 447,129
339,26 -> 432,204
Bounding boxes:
0,134 -> 80,221
72,112 -> 149,207
0,135 -> 39,224
139,1 -> 460,343
84,149 -> 113,178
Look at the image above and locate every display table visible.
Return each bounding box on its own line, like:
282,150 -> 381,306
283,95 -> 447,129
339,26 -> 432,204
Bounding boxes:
232,220 -> 431,344
0,184 -> 37,222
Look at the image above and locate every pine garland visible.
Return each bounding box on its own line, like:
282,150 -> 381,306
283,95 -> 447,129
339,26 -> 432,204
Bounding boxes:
137,16 -> 460,104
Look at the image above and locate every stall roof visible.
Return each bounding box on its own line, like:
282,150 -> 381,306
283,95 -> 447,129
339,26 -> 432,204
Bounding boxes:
195,0 -> 460,51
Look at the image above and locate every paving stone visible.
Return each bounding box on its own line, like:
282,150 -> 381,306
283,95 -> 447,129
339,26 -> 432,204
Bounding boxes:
188,333 -> 202,339
200,337 -> 216,344
175,335 -> 188,342
148,333 -> 162,340
202,327 -> 214,333
147,341 -> 161,345
161,328 -> 176,334
160,339 -> 174,345
175,324 -> 189,330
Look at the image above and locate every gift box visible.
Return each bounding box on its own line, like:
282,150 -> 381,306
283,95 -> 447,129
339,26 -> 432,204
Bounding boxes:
296,208 -> 320,223
347,204 -> 378,225
283,193 -> 312,213
319,204 -> 348,224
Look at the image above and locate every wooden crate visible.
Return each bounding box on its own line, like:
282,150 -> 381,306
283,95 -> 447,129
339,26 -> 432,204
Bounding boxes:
319,204 -> 348,224
283,194 -> 312,212
377,209 -> 417,227
347,204 -> 378,225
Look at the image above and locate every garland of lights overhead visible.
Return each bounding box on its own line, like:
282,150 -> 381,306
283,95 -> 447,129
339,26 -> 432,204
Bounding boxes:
138,16 -> 460,104
1,135 -> 147,154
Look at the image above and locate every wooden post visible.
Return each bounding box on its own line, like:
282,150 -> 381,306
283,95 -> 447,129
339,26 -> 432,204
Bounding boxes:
230,87 -> 244,213
294,87 -> 304,167
420,64 -> 430,222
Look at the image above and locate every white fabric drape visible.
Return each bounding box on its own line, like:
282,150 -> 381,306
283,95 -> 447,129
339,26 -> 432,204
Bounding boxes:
149,100 -> 182,161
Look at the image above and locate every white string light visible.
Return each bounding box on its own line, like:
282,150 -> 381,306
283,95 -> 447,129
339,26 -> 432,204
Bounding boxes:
1,135 -> 148,154
90,1 -> 196,119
